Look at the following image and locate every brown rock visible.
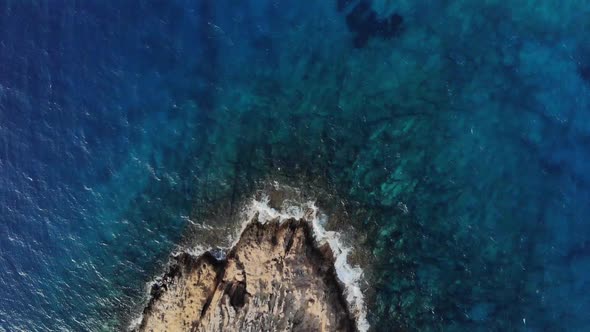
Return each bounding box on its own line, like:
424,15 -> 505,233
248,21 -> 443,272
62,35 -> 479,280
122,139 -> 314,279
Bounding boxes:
135,215 -> 358,332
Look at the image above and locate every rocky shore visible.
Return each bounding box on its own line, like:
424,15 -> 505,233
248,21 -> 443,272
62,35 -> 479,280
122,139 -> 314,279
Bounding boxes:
135,214 -> 360,332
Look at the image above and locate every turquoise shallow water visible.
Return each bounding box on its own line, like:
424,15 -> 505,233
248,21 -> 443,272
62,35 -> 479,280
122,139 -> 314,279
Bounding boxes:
1,0 -> 590,331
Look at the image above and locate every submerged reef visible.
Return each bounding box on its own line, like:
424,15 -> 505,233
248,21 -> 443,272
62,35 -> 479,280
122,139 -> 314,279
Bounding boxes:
136,214 -> 359,332
339,0 -> 404,48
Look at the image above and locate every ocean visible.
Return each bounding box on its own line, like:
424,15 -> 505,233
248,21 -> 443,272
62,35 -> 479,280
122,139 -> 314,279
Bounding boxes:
1,0 -> 589,331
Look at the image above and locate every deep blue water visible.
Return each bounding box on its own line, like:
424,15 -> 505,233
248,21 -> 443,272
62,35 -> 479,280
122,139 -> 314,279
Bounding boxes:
1,1 -> 590,331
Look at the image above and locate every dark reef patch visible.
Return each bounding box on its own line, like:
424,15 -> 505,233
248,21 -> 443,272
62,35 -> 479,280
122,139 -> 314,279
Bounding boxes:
577,63 -> 590,84
339,0 -> 404,48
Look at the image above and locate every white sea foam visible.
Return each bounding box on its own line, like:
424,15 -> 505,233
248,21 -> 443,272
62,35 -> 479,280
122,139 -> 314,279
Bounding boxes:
127,316 -> 143,332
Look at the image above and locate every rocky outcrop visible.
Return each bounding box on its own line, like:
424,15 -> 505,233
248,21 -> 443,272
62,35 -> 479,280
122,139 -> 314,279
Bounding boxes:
135,215 -> 358,332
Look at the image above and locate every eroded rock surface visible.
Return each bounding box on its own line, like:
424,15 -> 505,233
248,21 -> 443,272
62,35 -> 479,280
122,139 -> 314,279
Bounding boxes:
136,216 -> 357,332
